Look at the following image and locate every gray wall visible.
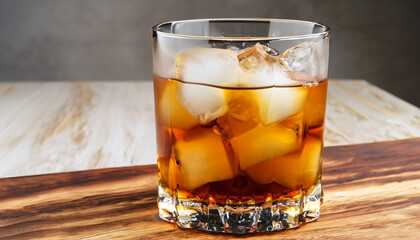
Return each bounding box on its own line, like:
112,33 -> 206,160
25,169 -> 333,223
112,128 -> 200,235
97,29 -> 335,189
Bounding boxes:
0,0 -> 419,106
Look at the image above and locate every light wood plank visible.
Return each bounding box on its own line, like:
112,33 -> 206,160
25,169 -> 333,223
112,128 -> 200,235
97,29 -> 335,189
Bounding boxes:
0,82 -> 156,178
0,80 -> 418,178
325,80 -> 420,146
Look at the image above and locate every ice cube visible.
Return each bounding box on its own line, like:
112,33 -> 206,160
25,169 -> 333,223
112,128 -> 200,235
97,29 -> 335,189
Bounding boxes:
254,86 -> 309,126
174,82 -> 228,125
283,41 -> 328,80
245,158 -> 276,185
175,48 -> 240,124
237,43 -> 309,126
244,113 -> 304,184
174,127 -> 237,190
216,114 -> 259,140
226,90 -> 259,122
274,136 -> 323,190
283,42 -> 316,76
237,43 -> 296,87
157,80 -> 199,130
176,48 -> 240,86
231,123 -> 300,170
245,135 -> 322,188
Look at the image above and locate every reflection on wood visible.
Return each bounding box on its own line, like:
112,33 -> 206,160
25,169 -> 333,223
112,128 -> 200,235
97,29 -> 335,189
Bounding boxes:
0,138 -> 419,239
0,80 -> 419,178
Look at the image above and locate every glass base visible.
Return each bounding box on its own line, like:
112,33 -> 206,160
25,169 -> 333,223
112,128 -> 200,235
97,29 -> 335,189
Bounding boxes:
157,181 -> 323,234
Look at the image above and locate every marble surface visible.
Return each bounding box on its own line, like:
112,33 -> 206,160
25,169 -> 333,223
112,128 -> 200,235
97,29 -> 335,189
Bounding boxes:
0,80 -> 419,178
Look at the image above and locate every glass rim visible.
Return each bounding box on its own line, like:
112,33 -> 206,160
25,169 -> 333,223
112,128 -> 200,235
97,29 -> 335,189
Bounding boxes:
152,18 -> 330,41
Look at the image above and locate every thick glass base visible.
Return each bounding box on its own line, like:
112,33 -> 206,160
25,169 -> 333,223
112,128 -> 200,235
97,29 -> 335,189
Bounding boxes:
158,181 -> 323,234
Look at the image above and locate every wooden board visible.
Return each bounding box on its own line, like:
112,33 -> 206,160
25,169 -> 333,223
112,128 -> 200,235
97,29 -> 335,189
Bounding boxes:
1,80 -> 419,179
0,138 -> 419,239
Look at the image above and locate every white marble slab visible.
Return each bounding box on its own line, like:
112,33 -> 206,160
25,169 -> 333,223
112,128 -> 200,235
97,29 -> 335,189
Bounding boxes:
0,80 -> 419,178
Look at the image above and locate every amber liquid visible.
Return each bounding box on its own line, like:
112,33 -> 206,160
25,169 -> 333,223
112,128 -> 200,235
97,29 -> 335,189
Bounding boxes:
154,75 -> 328,206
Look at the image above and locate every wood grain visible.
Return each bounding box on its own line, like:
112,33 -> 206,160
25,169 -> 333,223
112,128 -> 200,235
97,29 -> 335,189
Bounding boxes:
0,80 -> 419,178
325,80 -> 420,146
0,82 -> 156,178
0,138 -> 419,239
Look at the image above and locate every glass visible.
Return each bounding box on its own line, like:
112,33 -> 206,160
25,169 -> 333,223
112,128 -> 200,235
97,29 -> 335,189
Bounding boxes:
152,18 -> 329,234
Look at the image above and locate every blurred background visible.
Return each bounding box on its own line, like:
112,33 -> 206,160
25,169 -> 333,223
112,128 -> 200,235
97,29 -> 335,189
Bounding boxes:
0,0 -> 419,105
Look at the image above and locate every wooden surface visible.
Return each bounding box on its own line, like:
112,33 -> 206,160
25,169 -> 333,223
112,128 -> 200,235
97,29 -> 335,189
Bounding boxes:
0,80 -> 419,178
0,138 -> 419,239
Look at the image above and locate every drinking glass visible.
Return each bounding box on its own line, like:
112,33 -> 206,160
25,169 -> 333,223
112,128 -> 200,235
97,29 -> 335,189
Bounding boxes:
152,18 -> 329,234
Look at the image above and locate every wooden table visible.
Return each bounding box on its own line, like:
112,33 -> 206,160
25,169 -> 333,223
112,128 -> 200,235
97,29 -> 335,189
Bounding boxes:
0,80 -> 419,178
0,138 -> 419,239
0,80 -> 419,239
